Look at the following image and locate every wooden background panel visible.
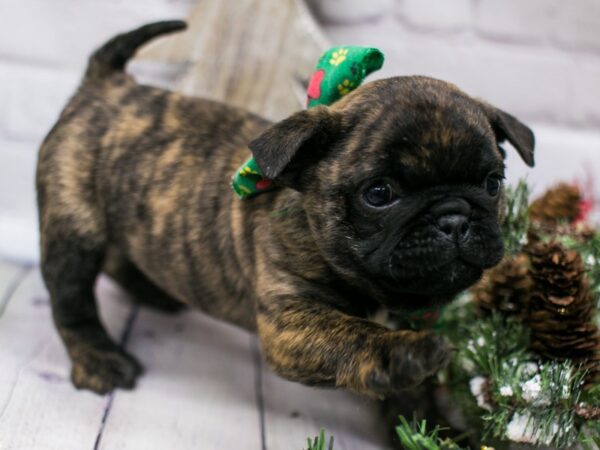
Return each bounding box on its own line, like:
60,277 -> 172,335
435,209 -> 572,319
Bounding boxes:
0,272 -> 134,450
98,308 -> 263,450
137,0 -> 327,121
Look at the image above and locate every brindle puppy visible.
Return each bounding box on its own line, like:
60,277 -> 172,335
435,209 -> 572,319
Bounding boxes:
37,21 -> 534,400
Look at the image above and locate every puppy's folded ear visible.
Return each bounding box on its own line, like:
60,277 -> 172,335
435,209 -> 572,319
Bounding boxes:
249,106 -> 341,190
484,105 -> 535,167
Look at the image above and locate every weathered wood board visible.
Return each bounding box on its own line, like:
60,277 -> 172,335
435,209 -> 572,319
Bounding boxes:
136,0 -> 328,120
98,309 -> 263,450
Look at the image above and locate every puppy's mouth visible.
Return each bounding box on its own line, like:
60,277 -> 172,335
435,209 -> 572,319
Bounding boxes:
386,237 -> 502,296
389,255 -> 483,296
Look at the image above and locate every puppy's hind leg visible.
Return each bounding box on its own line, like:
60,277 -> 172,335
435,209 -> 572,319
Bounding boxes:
41,226 -> 142,394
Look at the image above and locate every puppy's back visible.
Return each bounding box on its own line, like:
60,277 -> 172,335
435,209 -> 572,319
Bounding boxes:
37,22 -> 272,327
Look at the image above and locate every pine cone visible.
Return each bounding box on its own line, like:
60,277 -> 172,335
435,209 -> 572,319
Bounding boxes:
473,253 -> 532,318
529,183 -> 582,228
527,241 -> 600,384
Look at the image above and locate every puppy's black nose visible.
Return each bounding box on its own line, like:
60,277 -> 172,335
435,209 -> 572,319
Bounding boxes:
437,214 -> 470,242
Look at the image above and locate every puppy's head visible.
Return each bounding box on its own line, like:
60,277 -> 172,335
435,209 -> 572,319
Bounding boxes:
250,76 -> 534,311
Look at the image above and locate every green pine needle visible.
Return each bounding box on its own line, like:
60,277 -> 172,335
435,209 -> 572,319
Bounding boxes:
394,416 -> 467,450
502,179 -> 530,254
306,429 -> 334,450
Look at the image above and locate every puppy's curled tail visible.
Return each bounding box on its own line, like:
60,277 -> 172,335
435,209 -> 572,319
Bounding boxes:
85,20 -> 187,81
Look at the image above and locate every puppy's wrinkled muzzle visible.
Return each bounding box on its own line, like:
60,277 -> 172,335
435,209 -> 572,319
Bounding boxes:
386,196 -> 503,295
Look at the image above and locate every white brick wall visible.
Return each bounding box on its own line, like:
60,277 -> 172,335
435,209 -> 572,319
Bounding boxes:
1,0 -> 600,261
475,0 -> 556,43
397,0 -> 473,31
313,0 -> 600,129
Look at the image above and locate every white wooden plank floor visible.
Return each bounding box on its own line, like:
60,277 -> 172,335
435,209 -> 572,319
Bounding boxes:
0,259 -> 391,450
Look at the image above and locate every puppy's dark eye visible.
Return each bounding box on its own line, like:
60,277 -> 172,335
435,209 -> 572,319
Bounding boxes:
485,174 -> 503,197
364,183 -> 395,207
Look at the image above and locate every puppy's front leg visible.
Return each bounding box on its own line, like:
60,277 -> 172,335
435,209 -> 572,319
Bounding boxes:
256,285 -> 451,397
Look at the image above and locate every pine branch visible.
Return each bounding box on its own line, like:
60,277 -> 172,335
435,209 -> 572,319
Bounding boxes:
441,303 -> 598,448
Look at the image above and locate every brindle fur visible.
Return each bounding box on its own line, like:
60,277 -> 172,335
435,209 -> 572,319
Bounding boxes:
37,20 -> 534,411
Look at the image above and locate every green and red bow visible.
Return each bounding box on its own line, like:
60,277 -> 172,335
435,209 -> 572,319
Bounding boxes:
231,46 -> 385,199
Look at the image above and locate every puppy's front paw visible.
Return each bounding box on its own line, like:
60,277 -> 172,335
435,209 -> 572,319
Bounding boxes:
389,333 -> 452,387
366,332 -> 452,395
70,345 -> 143,395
